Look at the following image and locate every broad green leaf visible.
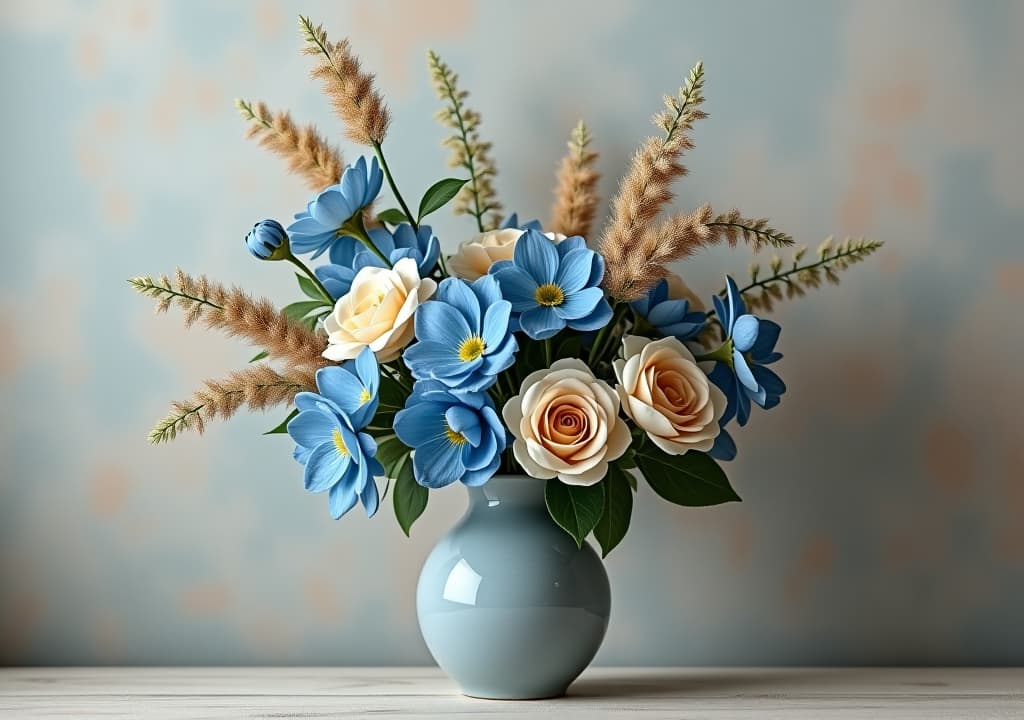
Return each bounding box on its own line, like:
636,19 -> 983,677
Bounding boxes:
594,463 -> 633,557
296,273 -> 330,302
282,300 -> 329,322
393,462 -> 428,536
249,350 -> 269,363
638,446 -> 741,506
417,178 -> 469,221
377,207 -> 410,226
544,479 -> 605,548
263,407 -> 298,435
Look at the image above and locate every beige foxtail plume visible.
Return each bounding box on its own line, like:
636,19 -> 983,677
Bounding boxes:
299,16 -> 390,146
236,99 -> 343,191
149,364 -> 316,443
549,121 -> 601,239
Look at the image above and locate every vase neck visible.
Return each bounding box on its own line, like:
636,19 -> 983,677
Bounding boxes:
467,474 -> 546,510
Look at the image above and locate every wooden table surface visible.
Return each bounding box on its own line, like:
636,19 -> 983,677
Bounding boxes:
1,667 -> 1022,719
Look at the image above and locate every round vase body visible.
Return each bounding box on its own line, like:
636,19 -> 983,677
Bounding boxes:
416,474 -> 611,699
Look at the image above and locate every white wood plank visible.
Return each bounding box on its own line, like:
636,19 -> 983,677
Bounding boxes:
0,667 -> 1021,719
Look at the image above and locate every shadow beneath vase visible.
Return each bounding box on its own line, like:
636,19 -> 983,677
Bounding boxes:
568,668 -> 835,699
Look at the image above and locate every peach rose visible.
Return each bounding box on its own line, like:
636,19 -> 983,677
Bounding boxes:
322,257 -> 437,363
503,358 -> 631,486
613,335 -> 726,455
447,229 -> 568,280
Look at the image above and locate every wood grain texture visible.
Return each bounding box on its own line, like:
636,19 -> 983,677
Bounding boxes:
1,667 -> 1022,719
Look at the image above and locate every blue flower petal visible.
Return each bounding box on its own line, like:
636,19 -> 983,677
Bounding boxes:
554,248 -> 596,294
414,301 -> 472,347
304,441 -> 345,492
519,306 -> 564,339
567,298 -> 613,331
556,236 -> 586,257
493,266 -> 540,312
732,315 -> 760,353
445,405 -> 482,447
413,436 -> 464,489
751,364 -> 787,398
359,476 -> 379,518
438,277 -> 482,331
480,300 -> 512,349
514,230 -> 559,284
287,409 -> 335,449
394,401 -> 448,447
469,274 -> 503,308
733,351 -> 760,393
554,286 -> 604,320
327,476 -> 359,519
709,426 -> 737,461
750,320 -> 782,359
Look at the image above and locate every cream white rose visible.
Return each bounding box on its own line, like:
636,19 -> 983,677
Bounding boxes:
503,358 -> 631,486
613,335 -> 726,455
322,257 -> 436,363
447,229 -> 568,280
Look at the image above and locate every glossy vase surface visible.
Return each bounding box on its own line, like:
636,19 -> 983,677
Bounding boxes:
416,474 -> 611,699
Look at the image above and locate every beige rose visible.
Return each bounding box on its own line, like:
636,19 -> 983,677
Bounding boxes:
322,257 -> 436,363
447,229 -> 568,280
503,358 -> 631,486
613,335 -> 726,455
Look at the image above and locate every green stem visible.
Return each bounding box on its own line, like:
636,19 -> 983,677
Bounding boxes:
588,302 -> 628,365
694,339 -> 733,367
544,338 -> 553,367
285,254 -> 333,303
707,245 -> 871,319
341,214 -> 392,267
372,141 -> 418,233
435,64 -> 486,232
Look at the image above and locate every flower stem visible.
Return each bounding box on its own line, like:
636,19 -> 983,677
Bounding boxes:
544,338 -> 553,367
285,253 -> 333,303
341,215 -> 392,267
588,302 -> 628,366
694,339 -> 733,367
372,141 -> 418,232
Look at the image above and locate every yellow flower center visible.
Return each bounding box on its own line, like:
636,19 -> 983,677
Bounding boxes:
458,335 -> 486,362
359,387 -> 372,404
535,283 -> 565,307
445,426 -> 468,446
332,428 -> 350,457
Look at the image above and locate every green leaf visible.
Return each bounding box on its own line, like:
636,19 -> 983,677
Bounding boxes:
377,207 -> 410,226
375,435 -> 411,475
544,480 -> 605,548
263,407 -> 298,435
393,464 -> 428,536
282,300 -> 329,322
637,446 -> 741,506
249,350 -> 269,363
594,463 -> 633,557
417,178 -> 469,221
296,273 -> 328,301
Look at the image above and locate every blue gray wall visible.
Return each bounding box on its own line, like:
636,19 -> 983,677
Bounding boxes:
1,0 -> 1022,665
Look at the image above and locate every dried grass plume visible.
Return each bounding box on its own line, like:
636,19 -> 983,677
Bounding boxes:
300,16 -> 390,146
236,99 -> 343,191
549,121 -> 601,238
150,364 -> 316,443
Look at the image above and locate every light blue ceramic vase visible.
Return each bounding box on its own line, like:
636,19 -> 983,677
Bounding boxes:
416,474 -> 611,699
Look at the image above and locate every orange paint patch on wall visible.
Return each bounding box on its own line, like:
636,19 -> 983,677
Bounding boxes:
863,81 -> 925,127
74,32 -> 102,78
303,577 -> 340,623
89,462 -> 133,518
196,79 -> 221,117
254,0 -> 282,40
921,421 -> 974,494
783,534 -> 835,607
350,0 -> 475,94
90,611 -> 124,660
178,582 -> 232,616
103,189 -> 136,228
995,263 -> 1024,298
995,445 -> 1024,566
831,353 -> 894,421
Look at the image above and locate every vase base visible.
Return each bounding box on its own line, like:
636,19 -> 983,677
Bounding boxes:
461,686 -> 568,701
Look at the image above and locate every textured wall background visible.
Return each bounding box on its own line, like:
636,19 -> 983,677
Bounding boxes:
1,0 -> 1022,666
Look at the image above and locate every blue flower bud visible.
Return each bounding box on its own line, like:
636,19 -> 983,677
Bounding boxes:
245,219 -> 290,261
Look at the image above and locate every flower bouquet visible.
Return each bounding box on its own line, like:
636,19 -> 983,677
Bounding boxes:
131,16 -> 881,699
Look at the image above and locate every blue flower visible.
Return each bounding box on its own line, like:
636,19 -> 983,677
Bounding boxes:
314,224 -> 440,301
286,347 -> 383,519
500,212 -> 543,231
394,381 -> 506,488
245,219 -> 290,261
287,156 -> 384,258
630,278 -> 706,341
489,230 -> 613,340
403,275 -> 517,392
708,276 -> 786,426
